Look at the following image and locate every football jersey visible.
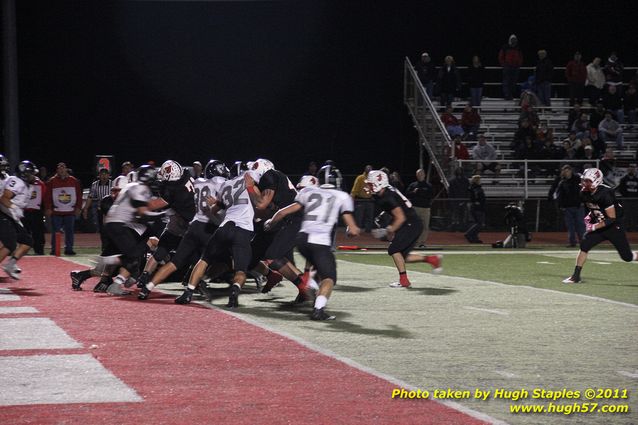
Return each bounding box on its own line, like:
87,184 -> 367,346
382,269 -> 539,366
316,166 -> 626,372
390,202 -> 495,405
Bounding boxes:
0,176 -> 29,221
258,169 -> 297,209
374,186 -> 419,222
25,181 -> 44,210
217,175 -> 254,231
296,186 -> 354,246
193,176 -> 226,224
0,172 -> 9,194
104,182 -> 152,234
160,174 -> 196,222
581,185 -> 623,224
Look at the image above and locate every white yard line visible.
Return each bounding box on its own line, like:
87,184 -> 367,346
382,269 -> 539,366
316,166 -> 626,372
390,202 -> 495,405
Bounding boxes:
463,306 -> 509,316
617,371 -> 638,379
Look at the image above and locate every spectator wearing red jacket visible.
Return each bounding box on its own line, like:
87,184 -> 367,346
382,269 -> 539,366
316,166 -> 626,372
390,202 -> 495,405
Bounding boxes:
565,51 -> 587,106
498,34 -> 523,100
21,176 -> 47,255
45,162 -> 82,255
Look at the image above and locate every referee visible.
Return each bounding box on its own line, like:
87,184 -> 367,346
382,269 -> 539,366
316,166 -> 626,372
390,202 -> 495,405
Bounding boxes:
82,168 -> 113,231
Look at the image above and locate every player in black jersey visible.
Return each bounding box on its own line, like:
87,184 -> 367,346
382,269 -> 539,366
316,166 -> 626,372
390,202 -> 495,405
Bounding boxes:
563,168 -> 637,283
365,170 -> 442,288
244,159 -> 309,300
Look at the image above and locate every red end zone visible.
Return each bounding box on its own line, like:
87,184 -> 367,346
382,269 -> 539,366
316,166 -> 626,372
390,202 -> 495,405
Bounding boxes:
0,257 -> 488,425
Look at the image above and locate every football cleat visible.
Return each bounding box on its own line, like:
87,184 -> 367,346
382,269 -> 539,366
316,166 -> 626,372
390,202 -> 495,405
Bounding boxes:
562,276 -> 581,284
429,255 -> 443,274
227,286 -> 240,308
260,270 -> 283,294
137,285 -> 151,300
389,281 -> 411,288
311,308 -> 335,321
136,271 -> 150,289
106,282 -> 130,296
175,289 -> 193,305
93,277 -> 112,293
3,263 -> 21,280
70,270 -> 90,290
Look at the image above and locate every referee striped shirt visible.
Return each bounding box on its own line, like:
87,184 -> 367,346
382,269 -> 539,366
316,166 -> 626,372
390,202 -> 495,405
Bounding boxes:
89,179 -> 113,201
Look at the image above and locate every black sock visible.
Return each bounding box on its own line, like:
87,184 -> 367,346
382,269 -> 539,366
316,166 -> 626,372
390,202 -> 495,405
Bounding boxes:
399,271 -> 407,276
573,266 -> 582,280
11,255 -> 18,261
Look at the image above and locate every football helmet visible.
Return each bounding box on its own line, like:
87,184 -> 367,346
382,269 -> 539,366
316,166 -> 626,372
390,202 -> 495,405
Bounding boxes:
297,175 -> 319,189
365,170 -> 390,194
318,163 -> 343,189
0,154 -> 8,172
112,175 -> 128,191
15,161 -> 37,182
249,158 -> 274,180
205,159 -> 230,179
581,168 -> 603,192
230,161 -> 248,178
137,165 -> 158,184
159,160 -> 183,182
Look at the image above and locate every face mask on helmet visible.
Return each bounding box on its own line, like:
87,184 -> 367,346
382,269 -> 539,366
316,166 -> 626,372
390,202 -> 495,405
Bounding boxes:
159,160 -> 183,182
249,158 -> 274,180
16,161 -> 37,182
365,170 -> 389,194
318,164 -> 342,189
581,168 -> 603,192
205,159 -> 230,179
297,175 -> 319,189
137,165 -> 157,184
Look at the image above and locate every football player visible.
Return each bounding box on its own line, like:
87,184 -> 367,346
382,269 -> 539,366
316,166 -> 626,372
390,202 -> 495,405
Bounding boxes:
142,160 -> 229,303
173,170 -> 257,308
265,174 -> 360,320
0,154 -> 10,194
0,161 -> 37,279
365,170 -> 442,288
563,167 -> 638,283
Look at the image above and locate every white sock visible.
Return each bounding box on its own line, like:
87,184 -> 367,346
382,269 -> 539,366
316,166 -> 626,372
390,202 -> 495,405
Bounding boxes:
187,284 -> 196,290
113,275 -> 126,285
307,279 -> 320,291
146,282 -> 155,290
314,295 -> 328,310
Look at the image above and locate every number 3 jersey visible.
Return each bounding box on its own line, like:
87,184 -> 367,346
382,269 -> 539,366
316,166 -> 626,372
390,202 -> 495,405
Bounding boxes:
295,186 -> 353,246
0,176 -> 29,221
193,176 -> 226,225
580,185 -> 623,224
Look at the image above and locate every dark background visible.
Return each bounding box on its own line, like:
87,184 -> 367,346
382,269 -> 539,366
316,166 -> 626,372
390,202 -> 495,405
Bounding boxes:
6,1 -> 638,185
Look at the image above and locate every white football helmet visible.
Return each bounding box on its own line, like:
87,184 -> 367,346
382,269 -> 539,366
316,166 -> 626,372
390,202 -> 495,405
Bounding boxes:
249,158 -> 274,180
127,170 -> 138,183
159,160 -> 183,182
112,175 -> 128,191
581,167 -> 603,192
365,170 -> 390,194
297,175 -> 319,189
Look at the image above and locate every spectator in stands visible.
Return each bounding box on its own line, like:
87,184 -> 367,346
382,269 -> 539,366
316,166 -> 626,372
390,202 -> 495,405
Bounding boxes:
561,140 -> 577,160
38,165 -> 49,182
514,118 -> 536,148
589,103 -> 606,129
520,88 -> 540,110
571,112 -> 590,140
350,165 -> 374,233
602,85 -> 625,123
416,52 -> 436,98
624,84 -> 637,126
305,161 -> 318,177
472,134 -> 500,175
452,135 -> 470,160
550,164 -> 585,247
589,129 -> 606,158
617,164 -> 638,231
534,49 -> 553,107
447,168 -> 469,231
82,168 -> 112,232
467,55 -> 485,106
461,104 -> 481,136
586,57 -> 605,105
389,171 -> 405,193
406,169 -> 433,248
604,51 -> 624,95
441,105 -> 464,137
437,55 -> 461,106
45,162 -> 82,256
498,34 -> 523,100
540,137 -> 561,175
519,104 -> 540,128
464,175 -> 485,244
599,147 -> 617,178
567,103 -> 582,131
563,131 -> 582,151
598,111 -> 624,149
565,51 -> 587,106
192,161 -> 203,178
575,138 -> 593,158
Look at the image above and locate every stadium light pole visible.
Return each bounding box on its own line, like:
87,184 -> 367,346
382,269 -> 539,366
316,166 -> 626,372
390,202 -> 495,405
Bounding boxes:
2,0 -> 20,166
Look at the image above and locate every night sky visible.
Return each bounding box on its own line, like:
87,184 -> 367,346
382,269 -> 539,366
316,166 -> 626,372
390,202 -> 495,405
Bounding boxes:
10,1 -> 638,185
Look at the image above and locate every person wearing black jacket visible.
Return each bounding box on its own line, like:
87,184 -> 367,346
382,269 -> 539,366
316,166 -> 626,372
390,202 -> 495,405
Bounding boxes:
438,55 -> 461,106
464,175 -> 485,243
550,165 -> 585,247
535,49 -> 553,106
447,168 -> 469,231
467,55 -> 485,106
416,52 -> 436,98
406,169 -> 433,248
617,164 -> 638,231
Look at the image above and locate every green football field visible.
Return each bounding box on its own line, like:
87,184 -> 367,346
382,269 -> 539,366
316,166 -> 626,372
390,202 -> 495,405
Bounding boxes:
64,250 -> 638,424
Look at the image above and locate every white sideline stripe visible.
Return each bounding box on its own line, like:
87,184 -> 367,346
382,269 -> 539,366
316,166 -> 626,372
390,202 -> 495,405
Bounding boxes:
342,249 -> 619,255
536,261 -> 555,264
0,306 -> 38,314
0,294 -> 20,301
592,261 -> 611,265
494,371 -> 519,379
0,354 -> 142,406
338,260 -> 638,310
463,306 -> 509,316
0,288 -> 13,293
0,318 -> 81,350
617,370 -> 638,379
162,291 -> 508,425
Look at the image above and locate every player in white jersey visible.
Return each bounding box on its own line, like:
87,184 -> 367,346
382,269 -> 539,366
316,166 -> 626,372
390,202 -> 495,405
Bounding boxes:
139,160 -> 229,301
265,174 -> 360,320
0,154 -> 10,194
0,161 -> 38,280
173,171 -> 256,308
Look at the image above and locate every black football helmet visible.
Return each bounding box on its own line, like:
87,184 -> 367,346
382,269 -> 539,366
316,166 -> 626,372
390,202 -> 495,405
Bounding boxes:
205,159 -> 230,179
137,165 -> 158,184
15,160 -> 37,182
229,161 -> 248,178
318,161 -> 343,189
